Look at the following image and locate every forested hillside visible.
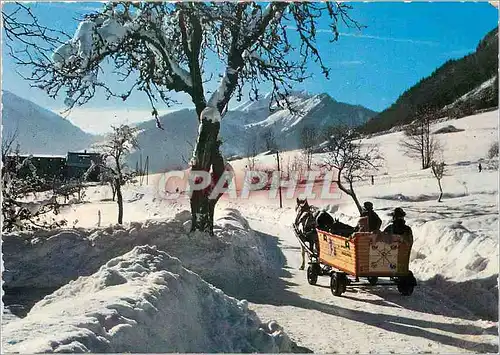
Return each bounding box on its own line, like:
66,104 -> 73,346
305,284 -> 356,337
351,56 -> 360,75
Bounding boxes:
362,27 -> 498,134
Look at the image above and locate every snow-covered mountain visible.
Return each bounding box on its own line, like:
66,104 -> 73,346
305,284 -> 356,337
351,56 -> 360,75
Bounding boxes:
1,91 -> 96,155
129,92 -> 377,173
231,91 -> 376,153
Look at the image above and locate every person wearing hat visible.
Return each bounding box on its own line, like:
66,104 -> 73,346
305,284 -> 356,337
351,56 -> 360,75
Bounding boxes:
384,207 -> 413,245
358,201 -> 382,232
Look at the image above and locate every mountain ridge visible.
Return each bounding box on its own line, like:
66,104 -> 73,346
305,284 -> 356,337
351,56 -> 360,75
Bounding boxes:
2,89 -> 376,173
361,27 -> 499,134
1,90 -> 97,155
128,91 -> 377,173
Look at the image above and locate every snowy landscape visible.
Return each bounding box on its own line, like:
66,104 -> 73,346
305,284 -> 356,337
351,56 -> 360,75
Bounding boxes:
2,108 -> 498,353
1,1 -> 499,354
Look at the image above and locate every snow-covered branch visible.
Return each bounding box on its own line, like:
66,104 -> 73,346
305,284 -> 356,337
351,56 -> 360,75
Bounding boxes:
4,1 -> 362,232
2,152 -> 68,232
4,2 -> 361,120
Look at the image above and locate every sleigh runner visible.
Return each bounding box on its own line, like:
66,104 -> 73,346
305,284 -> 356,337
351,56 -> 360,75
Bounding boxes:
293,224 -> 417,297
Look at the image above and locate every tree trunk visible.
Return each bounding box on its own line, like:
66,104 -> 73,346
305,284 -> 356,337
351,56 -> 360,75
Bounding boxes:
189,117 -> 224,235
187,36 -> 243,234
437,179 -> 443,202
336,170 -> 363,216
190,194 -> 211,232
425,119 -> 431,169
348,182 -> 363,216
421,125 -> 425,170
110,183 -> 116,201
115,180 -> 123,224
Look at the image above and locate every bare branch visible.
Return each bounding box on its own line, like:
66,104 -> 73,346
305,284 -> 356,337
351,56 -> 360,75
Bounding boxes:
321,125 -> 383,214
3,1 -> 362,232
400,107 -> 441,169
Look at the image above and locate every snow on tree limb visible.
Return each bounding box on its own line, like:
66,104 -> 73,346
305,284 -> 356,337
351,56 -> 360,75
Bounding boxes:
200,107 -> 221,123
4,1 -> 360,120
3,1 -> 363,232
3,2 -> 194,120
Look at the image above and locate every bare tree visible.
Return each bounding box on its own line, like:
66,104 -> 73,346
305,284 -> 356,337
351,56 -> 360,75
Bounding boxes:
291,154 -> 307,182
430,160 -> 446,202
53,178 -> 87,204
100,172 -> 117,201
262,127 -> 277,152
300,126 -> 318,170
1,129 -> 19,163
4,2 -> 361,234
488,141 -> 499,159
400,112 -> 440,170
322,125 -> 383,215
92,125 -> 139,224
2,149 -> 67,232
246,132 -> 259,171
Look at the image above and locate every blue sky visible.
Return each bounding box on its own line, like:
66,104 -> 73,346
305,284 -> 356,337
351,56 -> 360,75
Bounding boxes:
2,1 -> 498,134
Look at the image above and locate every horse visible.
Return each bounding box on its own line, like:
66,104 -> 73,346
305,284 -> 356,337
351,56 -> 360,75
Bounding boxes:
326,218 -> 356,237
295,198 -> 320,270
295,198 -> 356,270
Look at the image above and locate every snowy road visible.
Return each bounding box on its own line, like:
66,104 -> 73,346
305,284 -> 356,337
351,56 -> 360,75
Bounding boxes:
232,205 -> 498,354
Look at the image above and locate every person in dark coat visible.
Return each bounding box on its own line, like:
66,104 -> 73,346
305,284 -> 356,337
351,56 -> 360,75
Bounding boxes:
384,207 -> 413,245
360,201 -> 382,232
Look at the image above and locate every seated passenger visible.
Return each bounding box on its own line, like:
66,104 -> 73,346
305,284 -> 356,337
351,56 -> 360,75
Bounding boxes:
383,207 -> 413,246
361,201 -> 382,232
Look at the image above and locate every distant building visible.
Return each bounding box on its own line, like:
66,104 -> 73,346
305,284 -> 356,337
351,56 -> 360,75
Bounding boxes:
4,150 -> 103,183
5,154 -> 66,181
66,151 -> 103,182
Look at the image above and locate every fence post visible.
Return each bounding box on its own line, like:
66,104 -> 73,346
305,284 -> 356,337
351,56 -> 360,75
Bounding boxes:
145,156 -> 149,185
276,151 -> 282,209
139,154 -> 143,186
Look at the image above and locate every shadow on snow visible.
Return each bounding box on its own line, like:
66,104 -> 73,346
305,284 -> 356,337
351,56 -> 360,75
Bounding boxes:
243,229 -> 498,354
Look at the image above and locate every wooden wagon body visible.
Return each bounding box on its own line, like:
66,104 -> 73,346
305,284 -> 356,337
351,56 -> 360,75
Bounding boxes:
293,223 -> 417,297
316,229 -> 411,278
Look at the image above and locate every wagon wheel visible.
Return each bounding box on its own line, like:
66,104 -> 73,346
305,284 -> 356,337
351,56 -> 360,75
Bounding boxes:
330,272 -> 347,296
396,271 -> 417,296
367,276 -> 378,286
307,265 -> 319,285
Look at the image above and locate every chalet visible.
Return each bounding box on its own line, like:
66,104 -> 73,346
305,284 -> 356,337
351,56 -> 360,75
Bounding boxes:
4,154 -> 66,181
4,150 -> 103,183
66,151 -> 103,182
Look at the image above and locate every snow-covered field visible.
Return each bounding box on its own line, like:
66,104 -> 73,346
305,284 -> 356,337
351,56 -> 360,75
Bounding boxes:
3,246 -> 297,353
2,110 -> 498,353
2,208 -> 303,353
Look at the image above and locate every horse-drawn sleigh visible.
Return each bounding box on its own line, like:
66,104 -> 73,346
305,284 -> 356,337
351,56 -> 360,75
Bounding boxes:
294,199 -> 417,297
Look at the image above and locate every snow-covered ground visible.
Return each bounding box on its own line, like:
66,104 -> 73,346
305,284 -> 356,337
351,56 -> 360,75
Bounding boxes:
2,110 -> 498,353
2,207 -> 305,352
3,208 -> 273,299
2,246 -> 298,353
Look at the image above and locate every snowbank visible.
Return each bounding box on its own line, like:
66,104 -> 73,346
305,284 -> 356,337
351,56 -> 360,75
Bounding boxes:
1,308 -> 21,326
325,194 -> 499,321
409,218 -> 498,320
2,246 -> 297,353
410,219 -> 498,282
3,209 -> 270,302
